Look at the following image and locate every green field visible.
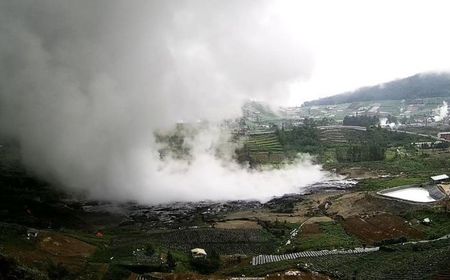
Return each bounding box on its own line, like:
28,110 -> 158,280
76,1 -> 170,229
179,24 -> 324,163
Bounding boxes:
287,222 -> 361,252
245,134 -> 283,152
222,239 -> 450,279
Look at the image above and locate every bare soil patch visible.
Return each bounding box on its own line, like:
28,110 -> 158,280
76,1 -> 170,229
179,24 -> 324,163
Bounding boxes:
225,209 -> 308,224
38,231 -> 96,257
303,216 -> 334,224
301,223 -> 321,234
327,192 -> 426,218
215,220 -> 262,229
4,231 -> 96,273
338,166 -> 382,179
343,213 -> 424,244
439,183 -> 450,195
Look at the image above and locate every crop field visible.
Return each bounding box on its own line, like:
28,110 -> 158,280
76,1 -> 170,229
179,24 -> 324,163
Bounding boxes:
328,147 -> 450,185
287,222 -> 361,251
245,133 -> 283,152
318,128 -> 367,145
298,239 -> 450,279
0,225 -> 96,276
146,228 -> 276,255
214,220 -> 262,229
240,133 -> 286,164
404,209 -> 450,239
77,226 -> 274,266
222,239 -> 450,279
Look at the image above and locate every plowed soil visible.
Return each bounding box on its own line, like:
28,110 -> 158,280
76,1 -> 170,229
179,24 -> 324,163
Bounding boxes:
342,213 -> 424,244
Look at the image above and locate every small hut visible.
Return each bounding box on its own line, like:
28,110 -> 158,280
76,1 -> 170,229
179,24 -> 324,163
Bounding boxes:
191,248 -> 207,258
431,174 -> 449,184
27,229 -> 39,240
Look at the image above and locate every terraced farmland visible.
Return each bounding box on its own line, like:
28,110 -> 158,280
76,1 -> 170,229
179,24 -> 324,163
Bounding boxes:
241,133 -> 286,164
318,126 -> 367,144
147,228 -> 276,255
245,133 -> 284,152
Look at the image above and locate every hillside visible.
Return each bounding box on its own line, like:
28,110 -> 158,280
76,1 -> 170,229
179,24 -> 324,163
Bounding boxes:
304,72 -> 450,106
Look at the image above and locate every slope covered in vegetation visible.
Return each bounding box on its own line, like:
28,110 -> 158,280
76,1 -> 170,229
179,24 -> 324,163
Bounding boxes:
304,73 -> 450,106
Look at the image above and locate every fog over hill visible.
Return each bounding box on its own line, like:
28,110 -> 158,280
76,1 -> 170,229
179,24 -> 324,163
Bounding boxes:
304,72 -> 450,106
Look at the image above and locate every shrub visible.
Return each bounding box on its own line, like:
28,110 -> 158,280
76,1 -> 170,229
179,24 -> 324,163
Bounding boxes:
190,250 -> 220,274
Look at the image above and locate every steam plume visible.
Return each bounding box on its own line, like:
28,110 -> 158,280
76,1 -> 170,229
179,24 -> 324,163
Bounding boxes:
433,101 -> 448,122
0,1 -> 326,203
379,118 -> 399,129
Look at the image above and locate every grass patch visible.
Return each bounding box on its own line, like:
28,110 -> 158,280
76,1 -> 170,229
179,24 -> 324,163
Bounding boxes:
89,245 -> 134,263
357,176 -> 425,192
61,229 -> 112,247
289,222 -> 361,251
103,264 -> 131,280
404,209 -> 450,239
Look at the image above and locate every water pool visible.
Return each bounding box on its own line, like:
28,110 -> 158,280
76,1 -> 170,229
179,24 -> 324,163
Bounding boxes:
381,187 -> 436,203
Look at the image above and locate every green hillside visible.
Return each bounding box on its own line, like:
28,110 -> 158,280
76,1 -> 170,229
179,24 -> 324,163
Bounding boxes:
304,72 -> 450,106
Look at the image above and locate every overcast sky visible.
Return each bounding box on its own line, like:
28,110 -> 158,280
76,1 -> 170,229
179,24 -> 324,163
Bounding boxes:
275,0 -> 450,105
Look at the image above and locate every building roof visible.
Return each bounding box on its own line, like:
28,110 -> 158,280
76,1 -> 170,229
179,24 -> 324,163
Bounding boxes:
431,174 -> 449,181
438,132 -> 450,138
191,248 -> 207,255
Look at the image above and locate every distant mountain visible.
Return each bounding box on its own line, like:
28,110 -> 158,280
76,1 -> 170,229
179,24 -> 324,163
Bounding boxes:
303,72 -> 450,106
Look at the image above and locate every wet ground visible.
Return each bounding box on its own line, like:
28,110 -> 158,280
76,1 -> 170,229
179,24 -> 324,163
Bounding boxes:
76,178 -> 358,229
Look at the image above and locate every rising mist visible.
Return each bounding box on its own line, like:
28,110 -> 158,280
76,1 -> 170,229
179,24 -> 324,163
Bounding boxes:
0,0 -> 327,203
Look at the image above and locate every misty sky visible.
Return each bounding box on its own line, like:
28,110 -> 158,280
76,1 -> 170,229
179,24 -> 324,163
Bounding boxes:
279,0 -> 450,104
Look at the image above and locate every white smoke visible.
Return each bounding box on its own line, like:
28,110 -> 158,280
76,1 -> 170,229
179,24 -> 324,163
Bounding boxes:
379,117 -> 399,129
0,1 -> 326,204
433,101 -> 448,122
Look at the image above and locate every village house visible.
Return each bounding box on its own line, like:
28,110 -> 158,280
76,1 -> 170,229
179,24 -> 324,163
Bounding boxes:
431,174 -> 449,184
438,132 -> 450,141
26,228 -> 39,240
191,248 -> 207,258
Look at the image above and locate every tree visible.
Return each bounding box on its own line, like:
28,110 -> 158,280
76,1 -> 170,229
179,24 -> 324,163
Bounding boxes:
276,122 -> 321,154
190,250 -> 220,274
343,115 -> 379,127
144,244 -> 155,256
47,262 -> 69,280
167,251 -> 176,271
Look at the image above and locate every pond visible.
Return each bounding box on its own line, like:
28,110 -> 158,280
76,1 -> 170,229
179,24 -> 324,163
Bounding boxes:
380,187 -> 436,203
